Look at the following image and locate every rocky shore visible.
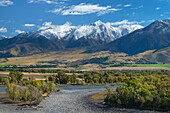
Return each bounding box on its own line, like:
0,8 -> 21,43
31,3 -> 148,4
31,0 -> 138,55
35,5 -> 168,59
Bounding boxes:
0,89 -> 164,113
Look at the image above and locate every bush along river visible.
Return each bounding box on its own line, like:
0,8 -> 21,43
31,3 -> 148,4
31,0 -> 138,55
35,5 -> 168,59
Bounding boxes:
0,85 -> 164,113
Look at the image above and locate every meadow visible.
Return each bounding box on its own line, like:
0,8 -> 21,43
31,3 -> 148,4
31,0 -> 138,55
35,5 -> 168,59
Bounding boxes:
131,64 -> 170,68
0,49 -> 169,71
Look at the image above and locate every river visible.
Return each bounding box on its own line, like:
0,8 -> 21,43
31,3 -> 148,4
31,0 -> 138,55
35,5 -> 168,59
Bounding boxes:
0,85 -> 163,113
0,85 -> 118,93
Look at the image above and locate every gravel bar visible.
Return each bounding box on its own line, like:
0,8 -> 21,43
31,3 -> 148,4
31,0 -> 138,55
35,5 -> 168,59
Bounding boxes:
0,89 -> 164,113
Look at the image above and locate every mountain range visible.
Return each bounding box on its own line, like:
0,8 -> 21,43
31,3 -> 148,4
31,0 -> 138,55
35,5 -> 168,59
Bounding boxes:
0,20 -> 143,56
94,19 -> 170,55
23,20 -> 143,42
0,19 -> 170,64
0,36 -> 8,40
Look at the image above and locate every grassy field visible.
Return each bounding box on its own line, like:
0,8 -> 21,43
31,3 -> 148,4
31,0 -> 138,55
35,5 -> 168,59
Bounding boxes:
91,92 -> 107,100
0,49 -> 169,71
0,64 -> 11,66
110,63 -> 170,68
131,64 -> 170,68
0,71 -> 54,80
91,88 -> 116,100
0,49 -> 143,66
0,71 -> 83,78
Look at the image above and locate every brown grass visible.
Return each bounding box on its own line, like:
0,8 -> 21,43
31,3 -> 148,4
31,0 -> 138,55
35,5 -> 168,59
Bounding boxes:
0,72 -> 84,80
78,65 -> 170,71
0,49 -> 142,66
0,49 -> 169,71
92,92 -> 107,100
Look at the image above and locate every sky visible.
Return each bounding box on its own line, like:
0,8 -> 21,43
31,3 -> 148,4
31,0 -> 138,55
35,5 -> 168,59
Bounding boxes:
0,0 -> 170,37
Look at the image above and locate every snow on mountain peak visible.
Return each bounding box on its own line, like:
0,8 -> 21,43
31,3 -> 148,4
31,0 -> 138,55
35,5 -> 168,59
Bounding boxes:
118,24 -> 144,36
65,20 -> 143,41
39,22 -> 76,39
0,36 -> 8,40
16,21 -> 143,42
146,19 -> 170,33
94,20 -> 105,26
72,25 -> 96,40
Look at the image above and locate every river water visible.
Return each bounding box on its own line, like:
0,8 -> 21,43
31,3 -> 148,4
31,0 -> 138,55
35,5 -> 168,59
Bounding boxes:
0,85 -> 163,113
55,85 -> 118,90
0,86 -> 5,93
0,85 -> 118,93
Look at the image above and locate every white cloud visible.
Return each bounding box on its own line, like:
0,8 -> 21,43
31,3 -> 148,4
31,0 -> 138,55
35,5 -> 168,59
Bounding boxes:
0,0 -> 13,7
28,0 -> 66,4
107,20 -> 144,26
28,0 -> 58,4
39,21 -> 53,30
160,14 -> 164,16
48,8 -> 63,13
116,4 -> 122,7
24,24 -> 36,27
109,8 -> 121,11
28,0 -> 61,4
97,8 -> 121,16
43,22 -> 52,26
49,3 -> 121,16
39,21 -> 73,30
62,3 -> 106,15
124,4 -> 132,7
156,7 -> 161,10
62,3 -> 110,15
131,5 -> 143,10
148,19 -> 155,22
15,30 -> 25,34
0,27 -> 7,32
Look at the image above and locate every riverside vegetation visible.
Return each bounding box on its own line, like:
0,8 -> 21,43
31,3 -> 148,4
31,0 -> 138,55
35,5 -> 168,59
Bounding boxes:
1,71 -> 55,105
0,70 -> 169,111
104,72 -> 170,111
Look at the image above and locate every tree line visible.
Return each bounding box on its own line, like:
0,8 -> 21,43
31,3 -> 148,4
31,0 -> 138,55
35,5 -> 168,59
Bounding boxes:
104,74 -> 170,111
0,70 -> 169,109
1,71 -> 55,105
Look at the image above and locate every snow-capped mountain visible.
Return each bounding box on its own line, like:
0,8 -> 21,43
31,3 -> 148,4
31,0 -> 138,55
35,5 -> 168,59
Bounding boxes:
16,20 -> 143,42
66,20 -> 142,42
0,36 -> 8,40
16,22 -> 75,40
0,20 -> 145,57
39,22 -> 76,40
118,24 -> 144,36
144,19 -> 170,34
98,19 -> 170,55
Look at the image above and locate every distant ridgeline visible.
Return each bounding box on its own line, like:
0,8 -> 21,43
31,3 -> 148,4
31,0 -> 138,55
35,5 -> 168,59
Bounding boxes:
0,19 -> 169,63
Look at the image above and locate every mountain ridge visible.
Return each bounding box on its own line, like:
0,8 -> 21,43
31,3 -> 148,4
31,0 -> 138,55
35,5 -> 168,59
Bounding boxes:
92,19 -> 170,55
0,19 -> 170,60
0,20 -> 143,57
13,20 -> 143,42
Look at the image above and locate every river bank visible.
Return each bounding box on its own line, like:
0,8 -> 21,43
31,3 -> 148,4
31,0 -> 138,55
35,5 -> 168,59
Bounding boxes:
0,89 -> 164,113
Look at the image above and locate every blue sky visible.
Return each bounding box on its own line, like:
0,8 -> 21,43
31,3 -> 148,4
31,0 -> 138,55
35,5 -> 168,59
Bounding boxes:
0,0 -> 170,37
